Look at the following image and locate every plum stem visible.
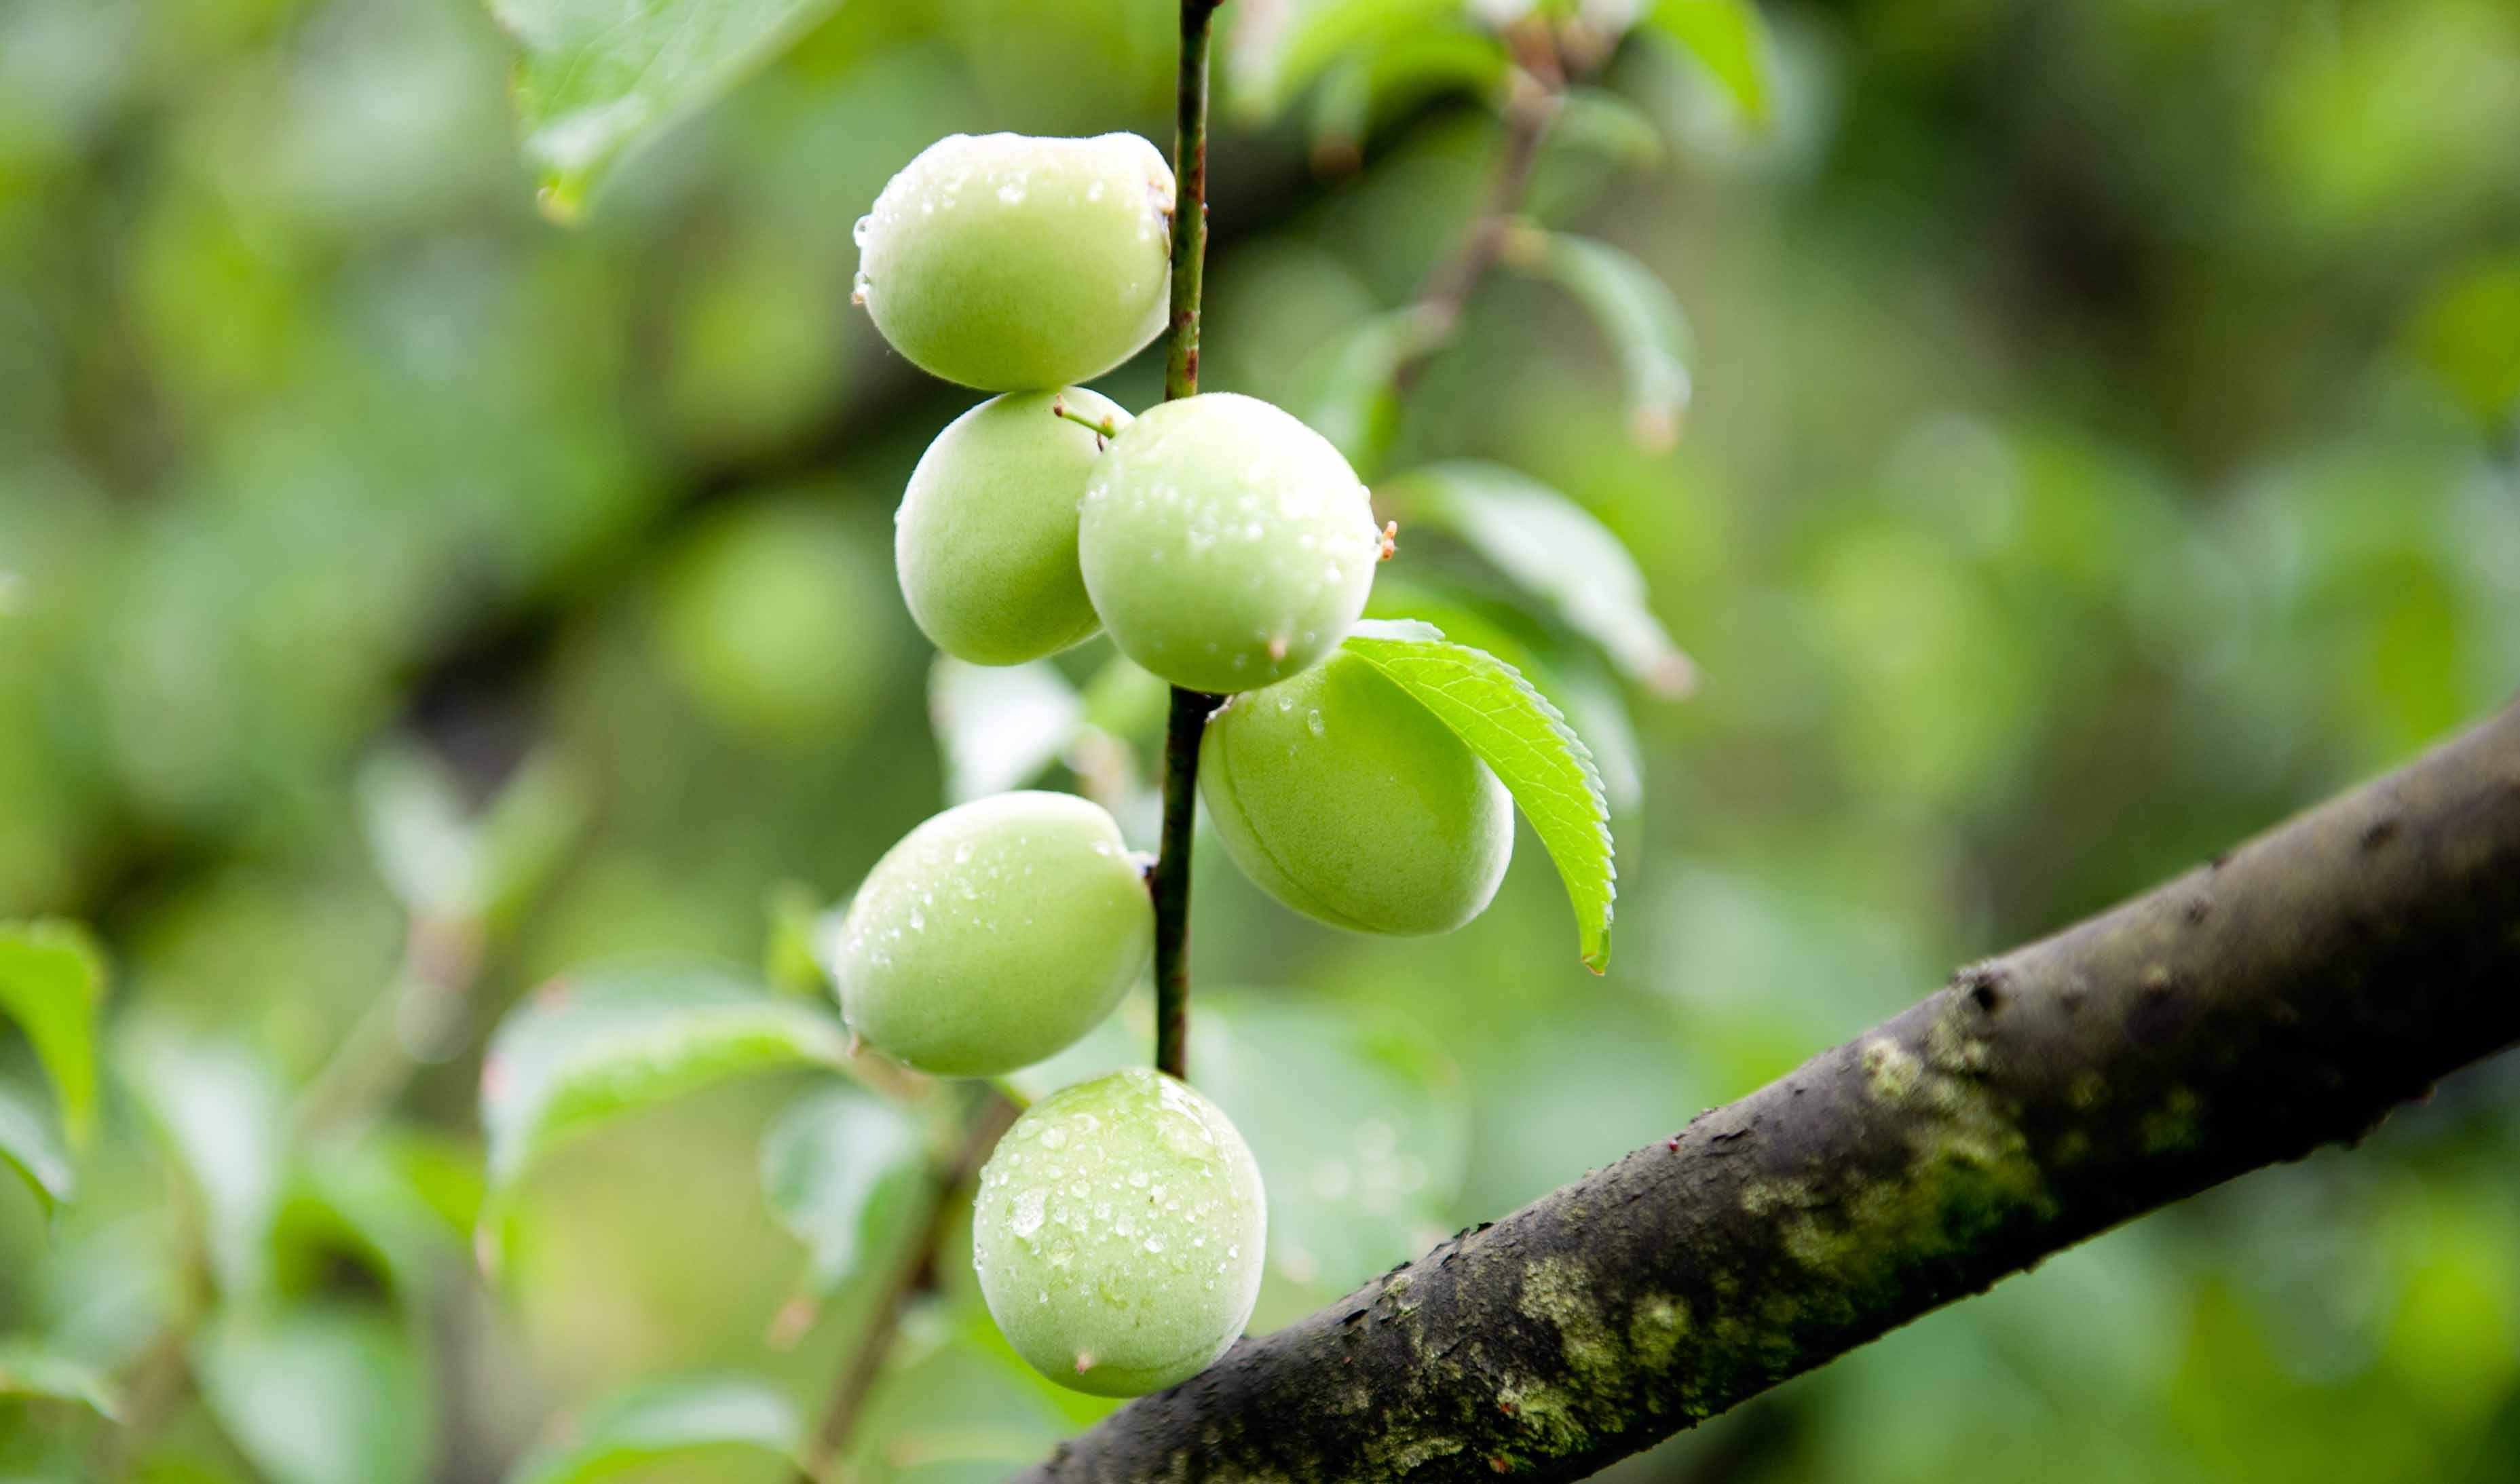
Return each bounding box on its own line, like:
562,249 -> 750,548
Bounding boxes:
1150,0 -> 1222,1084
1050,398 -> 1120,441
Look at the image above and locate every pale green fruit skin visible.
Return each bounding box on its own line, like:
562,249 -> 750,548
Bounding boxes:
974,1069 -> 1266,1396
897,388 -> 1129,666
835,792 -> 1150,1077
1077,393 -> 1380,693
855,133 -> 1173,390
1200,651 -> 1513,934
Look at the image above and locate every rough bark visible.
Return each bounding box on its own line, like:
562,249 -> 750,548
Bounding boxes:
1015,700 -> 2520,1484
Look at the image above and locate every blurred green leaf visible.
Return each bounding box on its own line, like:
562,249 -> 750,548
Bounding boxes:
506,1376 -> 804,1484
1340,620 -> 1616,971
759,1084 -> 924,1295
1306,30 -> 1511,171
1508,231 -> 1695,453
1078,653 -> 1171,746
764,881 -> 833,997
356,745 -> 595,930
192,1304 -> 432,1484
123,1029 -> 288,1296
0,1335 -> 121,1418
2409,255 -> 2520,431
929,658 -> 1083,807
1642,0 -> 1775,125
476,752 -> 602,936
481,962 -> 852,1191
1549,87 -> 1667,170
1009,989 -> 1471,1294
0,919 -> 105,1147
0,1077 -> 72,1215
1226,0 -> 1466,121
1309,305 -> 1444,470
846,1331 -> 1075,1484
1395,461 -> 1696,698
486,0 -> 851,220
278,1137 -> 477,1308
355,747 -> 478,919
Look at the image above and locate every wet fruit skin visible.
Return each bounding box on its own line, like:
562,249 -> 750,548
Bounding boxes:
1200,649 -> 1513,934
854,132 -> 1175,391
973,1068 -> 1266,1396
1077,392 -> 1380,693
897,387 -> 1128,665
833,792 -> 1151,1078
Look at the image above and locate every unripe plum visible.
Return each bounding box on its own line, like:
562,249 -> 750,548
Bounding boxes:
1200,650 -> 1512,934
854,132 -> 1174,390
834,792 -> 1150,1077
973,1068 -> 1266,1396
1077,393 -> 1380,693
897,388 -> 1128,665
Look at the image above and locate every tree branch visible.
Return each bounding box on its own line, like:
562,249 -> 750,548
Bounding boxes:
799,1090 -> 1019,1483
1014,698 -> 2520,1483
1150,0 -> 1222,1082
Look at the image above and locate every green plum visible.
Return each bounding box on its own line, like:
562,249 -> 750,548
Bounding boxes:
1200,649 -> 1512,934
834,792 -> 1150,1077
1077,392 -> 1380,693
973,1068 -> 1266,1396
854,132 -> 1174,390
897,388 -> 1128,665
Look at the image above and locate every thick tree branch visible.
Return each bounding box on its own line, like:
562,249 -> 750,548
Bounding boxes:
1016,699 -> 2520,1483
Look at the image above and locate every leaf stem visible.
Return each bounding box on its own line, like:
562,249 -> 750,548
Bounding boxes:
795,1088 -> 1017,1484
1150,0 -> 1222,1084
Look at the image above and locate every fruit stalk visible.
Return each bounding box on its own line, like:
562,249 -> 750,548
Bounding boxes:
1149,0 -> 1222,1081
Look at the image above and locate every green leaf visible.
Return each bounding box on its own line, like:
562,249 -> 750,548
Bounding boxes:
1364,577 -> 1647,814
1307,305 -> 1444,470
355,746 -> 476,920
1644,0 -> 1777,125
1395,461 -> 1696,697
192,1304 -> 432,1484
1306,31 -> 1511,170
929,657 -> 1083,806
1509,231 -> 1695,453
0,919 -> 106,1147
357,744 -> 595,929
486,0 -> 852,221
1226,0 -> 1466,121
506,1376 -> 804,1484
844,1333 -> 1074,1484
121,1029 -> 288,1296
1005,989 -> 1471,1295
278,1135 -> 478,1309
0,1077 -> 71,1214
1548,86 -> 1667,171
760,1085 -> 924,1295
1340,620 -> 1617,972
475,751 -> 601,935
0,1336 -> 122,1418
480,962 -> 852,1191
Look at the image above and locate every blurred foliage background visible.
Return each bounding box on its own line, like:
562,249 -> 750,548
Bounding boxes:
3,0 -> 2519,1480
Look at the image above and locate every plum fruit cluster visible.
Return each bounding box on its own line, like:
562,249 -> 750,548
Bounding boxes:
842,130 -> 1515,1396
